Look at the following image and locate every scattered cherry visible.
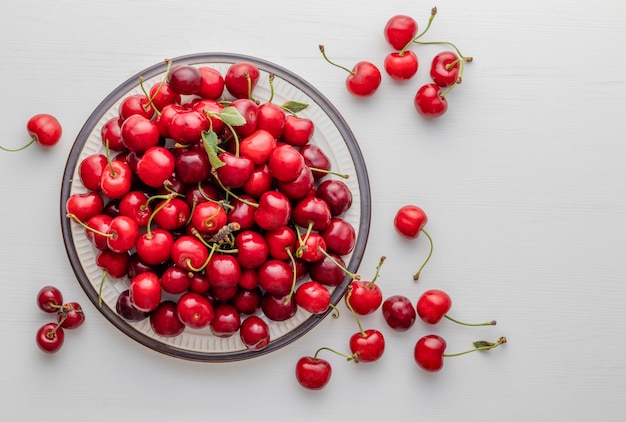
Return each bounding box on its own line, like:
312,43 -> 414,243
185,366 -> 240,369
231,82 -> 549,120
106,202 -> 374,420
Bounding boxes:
36,322 -> 65,354
382,294 -> 416,331
394,204 -> 433,280
36,286 -> 64,313
416,289 -> 496,326
1,114 -> 62,152
319,45 -> 382,97
295,346 -> 357,390
414,334 -> 507,372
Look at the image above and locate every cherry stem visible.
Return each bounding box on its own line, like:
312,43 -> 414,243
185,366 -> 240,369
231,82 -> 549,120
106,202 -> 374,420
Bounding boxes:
185,243 -> 216,272
139,58 -> 173,117
443,337 -> 507,357
308,166 -> 350,179
212,173 -> 258,208
103,140 -> 117,177
209,222 -> 241,244
400,6 -> 438,55
66,213 -> 111,238
98,270 -> 108,308
413,40 -> 472,97
46,318 -> 65,338
145,194 -> 175,238
0,137 -> 36,152
295,222 -> 314,258
413,228 -> 433,281
267,73 -> 276,104
283,248 -> 299,305
366,256 -> 386,289
318,247 -> 360,280
329,303 -> 340,319
313,346 -> 358,362
444,314 -> 497,327
318,45 -> 354,75
345,285 -> 366,336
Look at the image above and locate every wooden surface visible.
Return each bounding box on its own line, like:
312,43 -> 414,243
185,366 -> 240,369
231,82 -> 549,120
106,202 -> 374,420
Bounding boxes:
1,0 -> 625,420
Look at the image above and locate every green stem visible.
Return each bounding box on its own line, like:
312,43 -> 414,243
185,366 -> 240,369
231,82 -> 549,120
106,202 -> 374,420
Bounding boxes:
98,271 -> 108,308
413,229 -> 433,281
319,45 -> 354,75
366,256 -> 386,289
400,7 -> 438,55
345,285 -> 365,336
283,248 -> 298,305
443,337 -> 507,357
0,137 -> 36,152
444,314 -> 497,327
312,346 -> 357,362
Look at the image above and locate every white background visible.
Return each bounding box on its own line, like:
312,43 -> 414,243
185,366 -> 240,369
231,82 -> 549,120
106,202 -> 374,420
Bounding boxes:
1,0 -> 625,421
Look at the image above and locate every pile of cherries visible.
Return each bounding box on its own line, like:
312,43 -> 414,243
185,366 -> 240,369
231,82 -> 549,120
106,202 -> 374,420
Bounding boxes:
65,59 -> 361,350
36,286 -> 85,353
320,6 -> 473,119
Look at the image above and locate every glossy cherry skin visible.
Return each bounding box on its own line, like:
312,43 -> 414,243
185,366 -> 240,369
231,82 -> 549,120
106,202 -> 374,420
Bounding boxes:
242,164 -> 273,198
153,197 -> 190,231
382,295 -> 416,331
174,146 -> 211,185
171,236 -> 209,272
118,190 -> 150,227
430,51 -> 461,87
394,204 -> 428,238
149,81 -> 181,112
264,226 -> 298,261
416,289 -> 451,324
293,196 -> 332,231
240,315 -> 270,351
258,259 -> 294,296
414,334 -> 446,372
120,114 -> 160,152
268,143 -> 305,182
309,253 -> 346,287
256,102 -> 285,139
66,192 -> 104,224
227,195 -> 258,230
27,114 -> 62,147
414,83 -> 448,118
100,160 -> 132,199
78,153 -> 107,191
135,228 -> 174,265
96,250 -> 130,278
36,323 -> 64,353
296,356 -> 332,390
176,292 -> 215,329
276,166 -> 315,200
224,61 -> 260,99
346,281 -> 383,315
129,272 -> 162,312
300,144 -> 331,179
150,300 -> 186,337
106,215 -> 140,253
118,93 -> 155,120
239,129 -> 277,165
101,117 -> 124,151
384,50 -> 419,80
230,286 -> 262,315
235,230 -> 269,269
168,109 -> 210,144
167,64 -> 202,95
190,201 -> 227,235
210,303 -> 241,337
254,190 -> 292,231
160,266 -> 192,294
295,281 -> 331,314
84,214 -> 112,251
192,98 -> 225,135
116,290 -> 149,322
384,14 -> 418,50
316,179 -> 352,216
229,99 -> 259,138
36,286 -> 63,313
205,254 -> 241,289
349,329 -> 385,362
346,61 -> 382,97
281,115 -> 314,147
57,302 -> 85,329
321,218 -> 356,256
198,66 -> 225,100
261,292 -> 297,321
215,152 -> 254,188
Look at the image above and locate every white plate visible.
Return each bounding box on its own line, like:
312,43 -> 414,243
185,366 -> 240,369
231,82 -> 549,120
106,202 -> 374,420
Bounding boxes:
60,53 -> 371,361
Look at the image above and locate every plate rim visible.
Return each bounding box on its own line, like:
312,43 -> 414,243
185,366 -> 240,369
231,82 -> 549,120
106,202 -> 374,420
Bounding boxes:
59,52 -> 371,362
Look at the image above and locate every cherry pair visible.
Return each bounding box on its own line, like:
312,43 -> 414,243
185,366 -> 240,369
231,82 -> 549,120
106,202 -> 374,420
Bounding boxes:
36,286 -> 85,353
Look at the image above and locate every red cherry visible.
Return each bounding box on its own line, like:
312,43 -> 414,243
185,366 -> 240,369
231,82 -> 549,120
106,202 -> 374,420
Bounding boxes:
227,195 -> 258,231
174,146 -> 211,185
319,45 -> 382,97
66,192 -> 105,223
210,303 -> 241,337
36,286 -> 63,313
224,61 -> 260,99
167,64 -> 202,95
168,109 -> 210,144
430,51 -> 461,87
297,232 -> 327,263
36,322 -> 65,353
198,66 -> 225,100
84,214 -> 112,251
27,114 -> 62,147
118,93 -> 154,121
96,250 -> 130,278
349,329 -> 385,362
258,259 -> 294,296
257,102 -> 286,139
120,114 -> 160,153
268,143 -> 305,182
295,356 -> 333,390
215,152 -> 254,188
135,228 -> 174,266
281,115 -> 314,147
205,254 -> 241,289
417,289 -> 497,327
276,166 -> 315,200
116,289 -> 149,322
106,215 -> 140,253
239,315 -> 270,351
254,190 -> 292,231
231,287 -> 262,315
150,300 -> 185,337
384,50 -> 419,80
264,226 -> 298,261
320,217 -> 356,256
100,160 -> 132,199
192,99 -> 225,135
414,83 -> 448,118
261,292 -> 297,322
239,129 -> 277,165
316,179 -> 352,216
160,267 -> 192,295
242,164 -> 273,198
382,295 -> 416,331
152,197 -> 190,231
78,153 -> 108,191
101,117 -> 124,151
190,201 -> 227,235
118,190 -> 150,227
394,204 -> 434,280
171,235 -> 209,272
345,256 -> 385,315
176,292 -> 215,329
129,272 -> 162,312
292,196 -> 332,232
148,81 -> 181,112
300,144 -> 331,179
294,281 -> 331,314
235,230 -> 269,269
57,302 -> 85,329
414,334 -> 446,372
228,99 -> 259,138
384,14 -> 418,50
309,253 -> 347,287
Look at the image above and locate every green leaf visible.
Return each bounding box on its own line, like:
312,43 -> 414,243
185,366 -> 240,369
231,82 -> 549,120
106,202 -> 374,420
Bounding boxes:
219,106 -> 246,127
472,341 -> 496,349
281,100 -> 309,114
201,130 -> 225,169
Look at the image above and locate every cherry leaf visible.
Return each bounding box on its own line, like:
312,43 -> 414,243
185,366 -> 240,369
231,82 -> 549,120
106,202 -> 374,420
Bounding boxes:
201,130 -> 225,169
281,100 -> 309,114
219,106 -> 246,127
472,340 -> 496,349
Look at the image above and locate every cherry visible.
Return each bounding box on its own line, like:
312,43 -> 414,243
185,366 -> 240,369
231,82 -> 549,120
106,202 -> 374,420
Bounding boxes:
171,235 -> 209,272
96,250 -> 130,278
101,117 -> 124,151
174,146 -> 211,185
198,66 -> 225,100
176,292 -> 215,329
205,254 -> 241,289
239,129 -> 277,165
121,114 -> 160,153
349,329 -> 385,363
78,153 -> 108,191
297,232 -> 327,263
215,152 -> 254,188
295,354 -> 333,390
230,286 -> 262,315
384,50 -> 419,81
224,61 -> 260,99
300,144 -> 331,179
239,315 -> 270,351
257,102 -> 286,139
105,215 -> 140,253
242,164 -> 273,198
36,286 -> 63,313
210,303 -> 241,337
276,166 -> 315,200
414,83 -> 448,118
264,226 -> 298,261
321,218 -> 356,256
135,227 -> 174,266
168,109 -> 210,144
227,195 -> 258,231
116,289 -> 149,322
414,335 -> 507,372
281,115 -> 314,147
235,230 -> 269,269
382,295 -> 416,331
258,259 -> 294,296
416,289 -> 496,326
36,322 -> 65,354
430,51 -> 462,87
384,14 -> 418,50
319,45 -> 382,97
192,99 -> 226,135
308,252 -> 347,287
2,114 -> 62,152
84,214 -> 113,251
228,99 -> 259,138
316,179 -> 352,216
345,256 -> 385,315
190,201 -> 227,235
152,197 -> 190,231
167,64 -> 202,95
150,300 -> 186,337
100,159 -> 133,200
148,81 -> 181,112
119,93 -> 154,121
118,190 -> 150,227
261,292 -> 297,321
57,302 -> 85,329
160,266 -> 192,294
394,204 -> 434,280
293,196 -> 332,232
129,271 -> 162,312
66,192 -> 105,223
295,280 -> 332,315
268,143 -> 305,182
254,190 -> 292,231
